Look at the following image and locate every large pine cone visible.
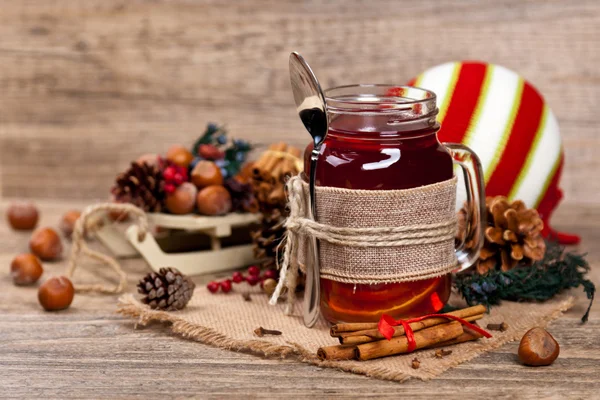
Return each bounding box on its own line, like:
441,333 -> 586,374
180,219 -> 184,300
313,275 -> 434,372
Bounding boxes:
111,162 -> 164,212
224,178 -> 259,213
251,208 -> 287,269
458,196 -> 546,274
137,267 -> 195,310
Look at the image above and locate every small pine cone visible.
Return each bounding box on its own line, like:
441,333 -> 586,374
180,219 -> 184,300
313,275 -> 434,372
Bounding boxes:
251,208 -> 287,269
137,267 -> 195,311
224,178 -> 259,213
112,162 -> 165,212
458,196 -> 546,275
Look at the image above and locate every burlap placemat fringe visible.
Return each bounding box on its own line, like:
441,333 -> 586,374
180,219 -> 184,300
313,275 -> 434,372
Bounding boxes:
117,291 -> 575,383
118,294 -> 302,359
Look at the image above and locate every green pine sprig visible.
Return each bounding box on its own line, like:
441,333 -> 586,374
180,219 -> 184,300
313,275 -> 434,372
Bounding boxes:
454,241 -> 595,323
190,123 -> 253,178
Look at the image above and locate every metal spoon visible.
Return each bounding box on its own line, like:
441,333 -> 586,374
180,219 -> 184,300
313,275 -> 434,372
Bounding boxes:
289,51 -> 328,328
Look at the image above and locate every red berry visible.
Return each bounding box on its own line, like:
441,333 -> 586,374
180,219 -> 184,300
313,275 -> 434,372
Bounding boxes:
232,271 -> 244,283
174,172 -> 185,185
246,275 -> 260,286
164,183 -> 176,194
163,167 -> 176,181
198,144 -> 225,161
247,265 -> 260,277
263,269 -> 278,280
207,281 -> 220,293
180,168 -> 189,179
221,279 -> 232,293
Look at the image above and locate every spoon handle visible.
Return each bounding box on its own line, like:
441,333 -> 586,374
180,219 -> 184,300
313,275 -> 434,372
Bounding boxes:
303,149 -> 321,328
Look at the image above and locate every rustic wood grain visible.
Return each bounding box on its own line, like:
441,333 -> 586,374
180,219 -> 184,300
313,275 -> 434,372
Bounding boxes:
0,0 -> 599,202
0,201 -> 599,398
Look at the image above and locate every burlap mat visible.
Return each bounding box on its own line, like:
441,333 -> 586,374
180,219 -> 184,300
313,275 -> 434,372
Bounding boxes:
117,288 -> 574,383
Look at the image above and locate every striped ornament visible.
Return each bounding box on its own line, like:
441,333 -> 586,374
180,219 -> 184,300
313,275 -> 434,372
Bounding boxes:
410,61 -> 579,244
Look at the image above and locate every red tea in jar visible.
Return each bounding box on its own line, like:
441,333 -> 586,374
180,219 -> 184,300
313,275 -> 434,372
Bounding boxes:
303,85 -> 484,323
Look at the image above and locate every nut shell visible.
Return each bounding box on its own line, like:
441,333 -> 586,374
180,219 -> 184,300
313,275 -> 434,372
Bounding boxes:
191,160 -> 223,189
30,227 -> 63,261
60,210 -> 82,238
166,145 -> 194,168
10,253 -> 43,285
165,183 -> 197,214
262,278 -> 277,296
38,276 -> 75,311
196,185 -> 232,216
7,202 -> 39,230
518,327 -> 560,366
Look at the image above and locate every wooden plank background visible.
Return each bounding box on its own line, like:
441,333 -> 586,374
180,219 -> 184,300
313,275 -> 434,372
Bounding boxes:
0,0 -> 598,204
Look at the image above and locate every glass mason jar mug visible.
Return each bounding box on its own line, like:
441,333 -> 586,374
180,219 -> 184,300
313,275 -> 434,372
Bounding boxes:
303,85 -> 485,323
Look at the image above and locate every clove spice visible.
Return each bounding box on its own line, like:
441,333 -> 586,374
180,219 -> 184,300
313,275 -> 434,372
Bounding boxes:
254,326 -> 282,337
434,348 -> 453,358
411,358 -> 421,369
487,322 -> 509,332
242,292 -> 251,302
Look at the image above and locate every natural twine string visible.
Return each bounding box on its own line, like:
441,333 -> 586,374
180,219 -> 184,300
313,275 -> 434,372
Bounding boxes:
66,203 -> 148,294
269,176 -> 457,313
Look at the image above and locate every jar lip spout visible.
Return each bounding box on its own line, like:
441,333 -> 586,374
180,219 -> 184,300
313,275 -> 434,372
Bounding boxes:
324,84 -> 438,118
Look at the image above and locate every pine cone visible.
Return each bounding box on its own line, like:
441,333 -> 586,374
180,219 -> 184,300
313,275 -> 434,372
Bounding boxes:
251,208 -> 287,269
112,162 -> 164,212
224,178 -> 259,213
459,196 -> 546,274
137,267 -> 196,310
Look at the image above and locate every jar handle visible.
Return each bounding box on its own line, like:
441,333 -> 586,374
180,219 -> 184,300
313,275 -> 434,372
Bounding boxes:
445,143 -> 486,272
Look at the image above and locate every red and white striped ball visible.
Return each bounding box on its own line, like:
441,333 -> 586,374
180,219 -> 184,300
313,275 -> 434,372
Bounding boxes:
410,61 -> 578,244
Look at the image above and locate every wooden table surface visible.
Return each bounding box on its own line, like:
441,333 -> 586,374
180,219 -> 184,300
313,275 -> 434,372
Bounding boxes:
1,200 -> 599,399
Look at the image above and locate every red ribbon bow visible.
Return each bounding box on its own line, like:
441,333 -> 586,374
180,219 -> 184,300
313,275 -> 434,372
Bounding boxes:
377,313 -> 493,352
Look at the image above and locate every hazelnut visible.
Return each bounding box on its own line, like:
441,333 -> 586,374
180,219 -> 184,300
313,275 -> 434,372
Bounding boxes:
196,185 -> 232,216
165,183 -> 197,214
166,145 -> 194,168
38,276 -> 75,311
191,160 -> 223,189
518,327 -> 560,366
262,278 -> 277,296
136,153 -> 159,166
60,210 -> 81,238
10,253 -> 43,285
7,202 -> 39,230
29,227 -> 63,261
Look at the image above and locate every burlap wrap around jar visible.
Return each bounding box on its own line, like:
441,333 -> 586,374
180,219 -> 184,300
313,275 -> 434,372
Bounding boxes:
270,175 -> 459,312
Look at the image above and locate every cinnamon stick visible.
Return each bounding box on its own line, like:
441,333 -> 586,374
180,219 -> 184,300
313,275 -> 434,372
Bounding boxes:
318,322 -> 485,362
356,321 -> 464,361
330,304 -> 485,337
330,322 -> 380,337
279,146 -> 302,181
427,325 -> 484,349
261,142 -> 287,178
269,161 -> 285,183
317,344 -> 356,361
339,313 -> 483,345
252,143 -> 279,176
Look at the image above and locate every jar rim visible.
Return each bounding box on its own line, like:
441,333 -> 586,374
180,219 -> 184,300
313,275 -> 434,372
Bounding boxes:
324,84 -> 438,117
